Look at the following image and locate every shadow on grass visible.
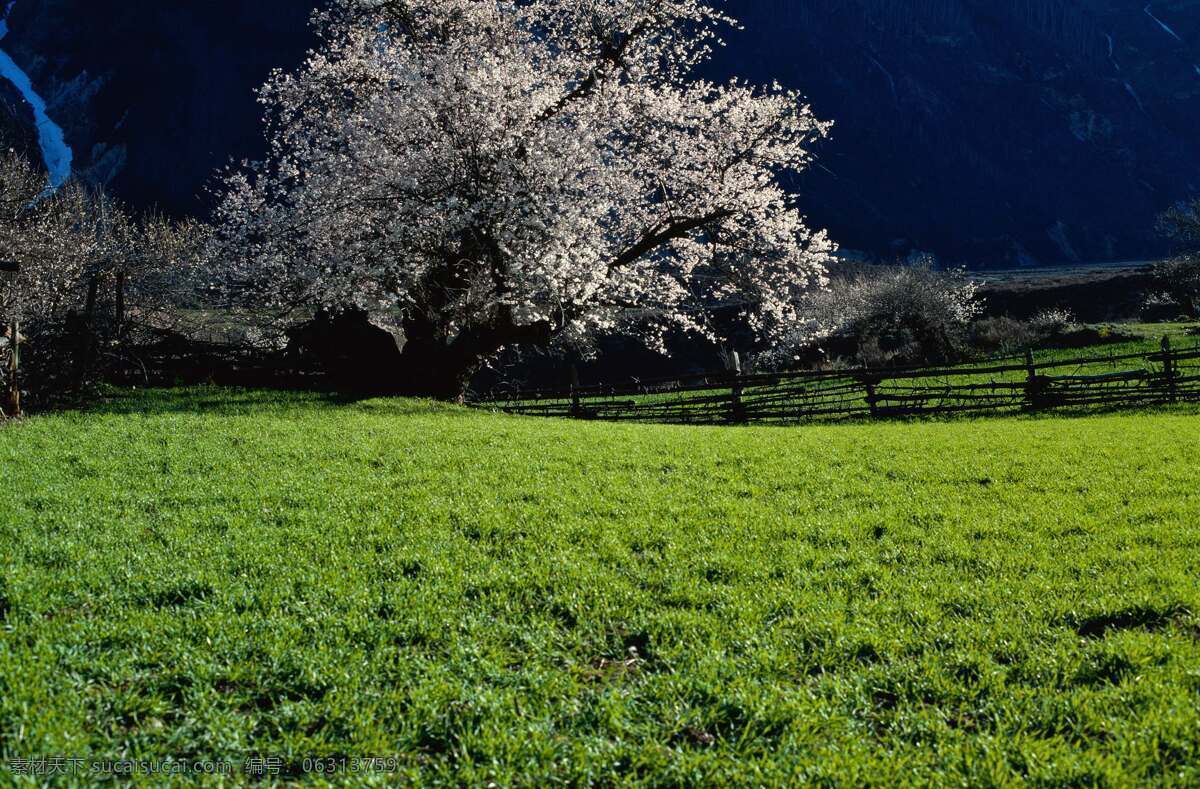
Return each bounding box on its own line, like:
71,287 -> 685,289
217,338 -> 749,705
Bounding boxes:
90,387 -> 346,416
498,400 -> 1200,431
84,386 -> 1200,426
91,387 -> 470,418
1064,602 -> 1193,640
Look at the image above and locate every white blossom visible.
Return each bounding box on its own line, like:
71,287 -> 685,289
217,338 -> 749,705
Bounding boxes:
214,0 -> 834,396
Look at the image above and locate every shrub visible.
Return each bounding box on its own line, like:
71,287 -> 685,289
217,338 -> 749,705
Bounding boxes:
1148,255 -> 1200,320
970,309 -> 1131,355
765,262 -> 983,368
1028,308 -> 1079,337
1155,199 -> 1200,248
969,316 -> 1038,354
1151,200 -> 1200,320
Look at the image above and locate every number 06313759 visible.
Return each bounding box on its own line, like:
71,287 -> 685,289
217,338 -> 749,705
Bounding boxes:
301,757 -> 403,773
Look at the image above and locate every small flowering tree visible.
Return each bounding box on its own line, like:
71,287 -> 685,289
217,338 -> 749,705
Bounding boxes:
215,0 -> 833,400
0,150 -> 96,334
0,147 -> 207,406
762,262 -> 984,368
1152,200 -> 1200,319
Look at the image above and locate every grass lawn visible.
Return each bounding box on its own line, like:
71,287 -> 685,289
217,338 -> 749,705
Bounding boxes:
1,389 -> 1199,784
1034,322 -> 1199,364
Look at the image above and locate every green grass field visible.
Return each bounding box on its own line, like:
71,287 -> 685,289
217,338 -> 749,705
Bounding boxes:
1,389 -> 1199,784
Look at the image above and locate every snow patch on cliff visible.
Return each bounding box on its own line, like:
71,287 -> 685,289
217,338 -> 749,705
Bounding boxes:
0,0 -> 73,188
1144,5 -> 1183,43
1124,81 -> 1147,115
1104,33 -> 1120,72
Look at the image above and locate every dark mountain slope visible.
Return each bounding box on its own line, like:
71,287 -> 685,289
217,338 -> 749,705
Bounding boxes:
2,0 -> 1198,265
710,0 -> 1200,264
0,0 -> 315,211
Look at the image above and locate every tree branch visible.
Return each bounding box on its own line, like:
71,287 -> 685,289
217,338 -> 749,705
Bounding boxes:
608,209 -> 733,272
534,18 -> 652,124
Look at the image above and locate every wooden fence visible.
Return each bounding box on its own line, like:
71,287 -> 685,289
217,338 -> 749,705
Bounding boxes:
477,338 -> 1200,425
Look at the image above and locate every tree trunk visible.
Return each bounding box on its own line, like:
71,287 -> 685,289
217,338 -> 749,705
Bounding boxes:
392,311 -> 553,403
392,333 -> 481,404
293,307 -> 551,403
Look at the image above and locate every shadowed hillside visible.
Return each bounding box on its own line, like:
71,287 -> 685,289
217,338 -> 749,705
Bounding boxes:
712,0 -> 1200,265
2,0 -> 1198,264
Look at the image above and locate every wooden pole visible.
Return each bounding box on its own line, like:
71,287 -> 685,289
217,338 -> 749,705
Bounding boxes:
1161,336 -> 1177,404
728,350 -> 746,424
570,364 -> 581,418
864,378 -> 879,418
114,271 -> 126,336
1023,348 -> 1040,411
73,275 -> 99,392
84,275 -> 99,319
6,318 -> 19,418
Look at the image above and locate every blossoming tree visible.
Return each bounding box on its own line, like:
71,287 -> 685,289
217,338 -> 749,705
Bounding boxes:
217,0 -> 834,400
1,145 -> 210,407
0,150 -> 107,333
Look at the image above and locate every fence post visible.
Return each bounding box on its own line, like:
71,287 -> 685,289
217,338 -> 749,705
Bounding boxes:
570,364 -> 581,418
5,318 -> 19,418
73,275 -> 99,393
1161,336 -> 1177,404
863,376 -> 879,418
728,350 -> 746,424
1023,348 -> 1042,411
115,271 -> 126,336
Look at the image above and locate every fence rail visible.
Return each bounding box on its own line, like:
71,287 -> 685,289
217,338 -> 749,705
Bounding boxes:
477,338 -> 1200,425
